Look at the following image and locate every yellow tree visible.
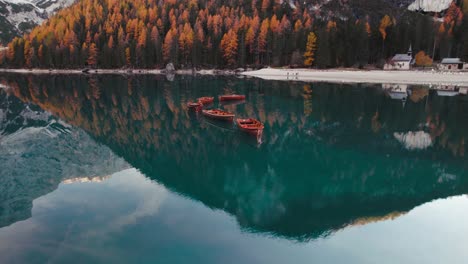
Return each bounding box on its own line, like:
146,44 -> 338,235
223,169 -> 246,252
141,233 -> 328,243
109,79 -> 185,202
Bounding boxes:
108,36 -> 114,50
365,21 -> 371,36
303,32 -> 317,67
24,40 -> 32,68
7,40 -> 16,62
326,21 -> 337,32
258,19 -> 269,52
220,29 -> 238,66
415,51 -> 433,67
379,15 -> 392,41
270,14 -> 280,33
87,43 -> 98,67
0,50 -> 5,65
136,27 -> 147,66
179,23 -> 194,64
379,15 -> 392,52
81,42 -> 88,65
195,19 -> 204,43
69,45 -> 76,66
246,15 -> 260,54
64,29 -> 78,47
294,20 -> 303,32
150,26 -> 159,45
257,18 -> 269,64
38,44 -> 44,62
125,47 -> 131,66
163,29 -> 176,62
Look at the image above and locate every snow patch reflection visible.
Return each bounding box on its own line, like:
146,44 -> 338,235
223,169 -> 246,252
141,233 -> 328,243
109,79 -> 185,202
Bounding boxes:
394,131 -> 432,150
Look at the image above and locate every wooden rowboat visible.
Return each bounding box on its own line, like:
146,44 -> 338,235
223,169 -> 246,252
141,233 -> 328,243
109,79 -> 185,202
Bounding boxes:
197,97 -> 214,104
236,118 -> 264,135
219,94 -> 246,101
187,102 -> 203,111
202,109 -> 235,121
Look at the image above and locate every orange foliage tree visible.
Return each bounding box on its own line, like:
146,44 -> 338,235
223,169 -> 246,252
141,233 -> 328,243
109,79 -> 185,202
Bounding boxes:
220,29 -> 238,66
179,23 -> 194,64
415,51 -> 433,67
163,29 -> 176,62
87,43 -> 98,67
379,15 -> 392,42
303,32 -> 317,67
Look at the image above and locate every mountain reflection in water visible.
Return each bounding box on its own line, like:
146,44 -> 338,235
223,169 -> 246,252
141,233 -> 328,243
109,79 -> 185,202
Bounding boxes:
0,74 -> 467,241
0,88 -> 127,227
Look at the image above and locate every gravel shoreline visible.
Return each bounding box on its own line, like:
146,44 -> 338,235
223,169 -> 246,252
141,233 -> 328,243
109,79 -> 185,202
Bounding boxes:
3,68 -> 468,86
241,68 -> 468,86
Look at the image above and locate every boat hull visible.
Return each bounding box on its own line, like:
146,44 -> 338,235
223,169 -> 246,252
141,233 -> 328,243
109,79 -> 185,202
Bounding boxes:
219,95 -> 246,101
236,118 -> 264,135
202,110 -> 235,121
198,97 -> 214,104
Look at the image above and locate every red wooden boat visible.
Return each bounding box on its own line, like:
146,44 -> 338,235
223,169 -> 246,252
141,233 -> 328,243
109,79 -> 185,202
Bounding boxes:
202,109 -> 235,121
187,101 -> 203,111
219,94 -> 246,101
197,97 -> 214,105
236,118 -> 264,135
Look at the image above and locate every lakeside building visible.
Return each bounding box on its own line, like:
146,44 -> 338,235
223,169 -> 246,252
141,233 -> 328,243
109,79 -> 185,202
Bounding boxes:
437,58 -> 468,71
384,46 -> 414,70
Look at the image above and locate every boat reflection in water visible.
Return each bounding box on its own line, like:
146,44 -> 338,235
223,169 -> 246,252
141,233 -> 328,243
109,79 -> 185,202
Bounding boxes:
1,74 -> 468,241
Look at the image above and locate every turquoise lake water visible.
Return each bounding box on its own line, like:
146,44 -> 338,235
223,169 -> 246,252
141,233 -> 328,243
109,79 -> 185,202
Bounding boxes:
0,75 -> 467,263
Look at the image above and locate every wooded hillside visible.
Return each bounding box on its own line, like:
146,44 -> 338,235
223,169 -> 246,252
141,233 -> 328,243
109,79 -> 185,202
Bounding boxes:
1,0 -> 467,69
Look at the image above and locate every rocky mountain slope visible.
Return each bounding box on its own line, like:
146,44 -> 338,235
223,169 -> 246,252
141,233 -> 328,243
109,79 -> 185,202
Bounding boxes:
0,0 -> 74,44
306,0 -> 455,21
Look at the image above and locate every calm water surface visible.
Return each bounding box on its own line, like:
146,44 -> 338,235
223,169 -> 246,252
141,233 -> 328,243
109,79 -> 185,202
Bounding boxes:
0,74 -> 467,263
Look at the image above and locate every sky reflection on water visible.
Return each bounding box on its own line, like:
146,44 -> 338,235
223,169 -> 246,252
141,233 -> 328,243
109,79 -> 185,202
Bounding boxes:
0,169 -> 467,264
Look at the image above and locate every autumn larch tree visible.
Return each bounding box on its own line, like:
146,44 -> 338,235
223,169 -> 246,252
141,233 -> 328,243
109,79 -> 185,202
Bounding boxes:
150,26 -> 161,66
163,29 -> 176,63
220,29 -> 239,66
81,43 -> 89,66
87,43 -> 98,67
179,23 -> 194,65
136,27 -> 147,67
125,47 -> 131,66
24,40 -> 32,68
303,32 -> 317,67
258,18 -> 269,65
379,15 -> 393,56
0,50 -> 5,66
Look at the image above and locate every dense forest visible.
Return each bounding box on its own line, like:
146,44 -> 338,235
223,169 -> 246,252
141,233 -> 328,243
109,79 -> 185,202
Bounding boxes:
1,0 -> 468,69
